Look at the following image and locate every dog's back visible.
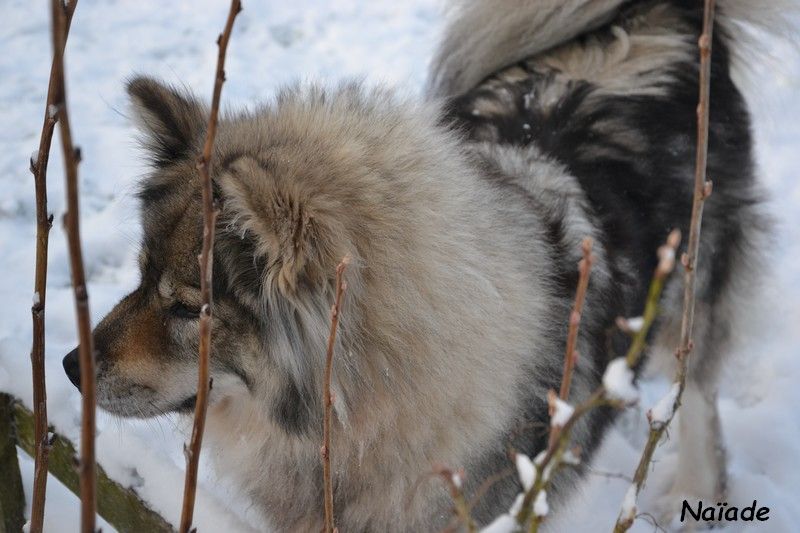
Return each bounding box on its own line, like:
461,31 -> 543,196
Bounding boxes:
426,0 -> 790,524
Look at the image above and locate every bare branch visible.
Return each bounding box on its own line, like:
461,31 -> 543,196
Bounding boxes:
613,2 -> 717,530
0,394 -> 25,533
29,2 -> 79,530
322,255 -> 351,533
558,237 -> 593,401
553,237 -> 593,447
434,465 -> 477,533
49,0 -> 97,530
623,229 -> 681,369
179,2 -> 242,532
512,230 -> 680,531
11,397 -> 174,532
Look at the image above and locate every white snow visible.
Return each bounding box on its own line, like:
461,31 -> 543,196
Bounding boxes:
2,2 -> 799,533
32,292 -> 40,306
549,396 -> 575,427
602,358 -> 639,404
619,483 -> 638,523
561,448 -> 581,466
515,453 -> 536,491
622,316 -> 644,333
508,492 -> 525,516
648,382 -> 680,427
47,104 -> 58,119
533,490 -> 549,517
658,245 -> 676,269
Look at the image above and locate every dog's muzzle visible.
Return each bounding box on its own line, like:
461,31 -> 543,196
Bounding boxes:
62,347 -> 82,391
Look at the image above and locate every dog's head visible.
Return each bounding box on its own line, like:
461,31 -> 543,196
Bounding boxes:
62,76 -> 477,436
62,77 -> 381,432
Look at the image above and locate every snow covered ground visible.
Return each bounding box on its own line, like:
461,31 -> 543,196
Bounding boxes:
1,1 -> 798,531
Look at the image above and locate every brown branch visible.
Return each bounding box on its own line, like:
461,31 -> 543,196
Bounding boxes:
29,2 -> 79,531
553,237 -> 593,447
513,239 -> 597,530
623,229 -> 681,369
179,2 -> 242,532
512,231 -> 680,531
434,466 -> 477,533
0,394 -> 26,533
613,2 -> 716,530
49,1 -> 97,531
466,466 -> 515,514
10,397 -> 175,532
322,256 -> 350,533
515,389 -> 609,531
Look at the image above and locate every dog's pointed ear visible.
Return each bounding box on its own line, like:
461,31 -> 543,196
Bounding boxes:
217,156 -> 347,298
126,76 -> 205,167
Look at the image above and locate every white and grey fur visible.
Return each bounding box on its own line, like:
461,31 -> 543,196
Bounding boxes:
63,0 -> 797,530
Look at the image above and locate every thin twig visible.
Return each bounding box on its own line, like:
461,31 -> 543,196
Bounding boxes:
178,2 -> 242,532
466,466 -> 515,513
518,238 -> 595,530
30,2 -> 78,531
435,465 -> 477,533
552,237 -> 593,449
558,238 -> 593,401
613,2 -> 716,530
585,467 -> 634,484
50,0 -> 97,530
623,229 -> 681,369
513,231 -> 680,532
515,389 -> 610,532
322,256 -> 350,533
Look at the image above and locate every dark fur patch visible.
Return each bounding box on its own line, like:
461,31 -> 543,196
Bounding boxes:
443,2 -> 764,522
271,377 -> 315,436
127,76 -> 205,168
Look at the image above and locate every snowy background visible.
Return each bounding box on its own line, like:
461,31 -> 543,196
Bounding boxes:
1,1 -> 798,531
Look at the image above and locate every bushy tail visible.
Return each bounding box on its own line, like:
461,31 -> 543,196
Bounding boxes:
426,0 -> 799,99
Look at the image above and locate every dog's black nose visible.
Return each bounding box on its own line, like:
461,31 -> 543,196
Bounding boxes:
63,348 -> 81,391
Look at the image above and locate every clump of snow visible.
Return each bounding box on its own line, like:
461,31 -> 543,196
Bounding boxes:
658,245 -> 675,267
561,448 -> 581,466
32,292 -> 40,306
515,453 -> 535,491
622,316 -> 644,332
533,450 -> 546,466
648,382 -> 680,428
508,493 -> 525,516
550,396 -> 574,427
602,358 -> 639,404
533,490 -> 549,517
619,483 -> 637,522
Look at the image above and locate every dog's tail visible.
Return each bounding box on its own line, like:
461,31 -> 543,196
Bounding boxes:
426,0 -> 799,99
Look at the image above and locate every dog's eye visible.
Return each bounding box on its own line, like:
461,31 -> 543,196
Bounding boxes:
169,302 -> 200,319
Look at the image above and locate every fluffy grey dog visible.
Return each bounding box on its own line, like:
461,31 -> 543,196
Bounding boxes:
62,0 -> 794,530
